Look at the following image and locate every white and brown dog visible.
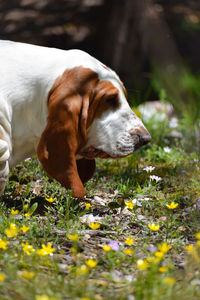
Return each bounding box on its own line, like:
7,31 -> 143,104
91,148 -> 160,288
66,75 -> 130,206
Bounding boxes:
0,40 -> 151,198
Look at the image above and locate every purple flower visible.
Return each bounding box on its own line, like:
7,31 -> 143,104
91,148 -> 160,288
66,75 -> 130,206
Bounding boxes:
108,241 -> 119,251
196,198 -> 200,210
147,244 -> 158,253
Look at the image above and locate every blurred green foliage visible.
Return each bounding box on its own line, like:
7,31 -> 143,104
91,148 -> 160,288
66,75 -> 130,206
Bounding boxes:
152,70 -> 200,127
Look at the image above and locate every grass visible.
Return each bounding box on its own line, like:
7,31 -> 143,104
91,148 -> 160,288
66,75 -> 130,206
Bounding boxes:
0,108 -> 200,300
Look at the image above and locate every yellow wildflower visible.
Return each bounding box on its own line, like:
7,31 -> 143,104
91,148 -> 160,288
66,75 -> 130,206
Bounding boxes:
146,256 -> 154,263
85,259 -> 97,268
124,200 -> 135,209
20,271 -> 35,280
154,257 -> 162,263
164,277 -> 176,285
70,246 -> 77,256
81,298 -> 90,300
10,223 -> 17,229
11,209 -> 19,215
21,225 -> 30,233
148,223 -> 160,231
102,245 -> 111,252
158,242 -> 171,254
84,202 -> 92,210
23,204 -> 29,212
37,243 -> 55,256
0,239 -> 9,250
5,223 -> 19,237
146,256 -> 160,264
185,244 -> 194,253
35,295 -> 53,300
159,266 -> 168,273
76,265 -> 89,275
196,241 -> 200,247
136,259 -> 149,270
154,251 -> 164,259
22,242 -> 35,255
0,273 -> 5,281
123,249 -> 134,256
185,244 -> 199,261
89,222 -> 100,230
24,212 -> 32,217
166,202 -> 178,209
125,237 -> 134,246
195,233 -> 200,239
45,197 -> 56,203
67,234 -> 79,241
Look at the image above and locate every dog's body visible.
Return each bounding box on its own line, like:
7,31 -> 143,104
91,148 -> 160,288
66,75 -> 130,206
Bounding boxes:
0,40 -> 151,197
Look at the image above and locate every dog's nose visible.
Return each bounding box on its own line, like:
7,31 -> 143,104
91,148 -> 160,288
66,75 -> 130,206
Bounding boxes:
139,133 -> 151,146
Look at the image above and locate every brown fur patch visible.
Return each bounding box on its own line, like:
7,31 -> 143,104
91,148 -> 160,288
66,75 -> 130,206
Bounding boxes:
37,66 -> 123,198
86,80 -> 120,127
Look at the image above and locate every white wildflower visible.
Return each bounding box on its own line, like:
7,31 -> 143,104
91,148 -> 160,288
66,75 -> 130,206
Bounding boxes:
24,157 -> 31,161
163,147 -> 171,153
150,175 -> 162,182
169,117 -> 178,128
143,166 -> 155,173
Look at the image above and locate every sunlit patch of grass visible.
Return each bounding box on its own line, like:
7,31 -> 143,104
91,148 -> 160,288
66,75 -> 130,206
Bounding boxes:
0,111 -> 200,299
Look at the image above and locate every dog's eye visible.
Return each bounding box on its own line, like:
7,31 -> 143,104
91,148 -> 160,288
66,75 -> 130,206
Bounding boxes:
106,96 -> 118,108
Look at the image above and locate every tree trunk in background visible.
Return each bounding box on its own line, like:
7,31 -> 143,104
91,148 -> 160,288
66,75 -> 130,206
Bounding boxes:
96,0 -> 144,89
104,0 -> 197,116
97,0 -> 183,96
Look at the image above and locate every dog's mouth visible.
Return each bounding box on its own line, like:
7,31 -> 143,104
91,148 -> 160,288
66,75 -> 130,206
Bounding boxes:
80,146 -> 112,159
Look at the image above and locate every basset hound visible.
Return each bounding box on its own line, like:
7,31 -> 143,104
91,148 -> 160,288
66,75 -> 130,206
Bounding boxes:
0,40 -> 151,198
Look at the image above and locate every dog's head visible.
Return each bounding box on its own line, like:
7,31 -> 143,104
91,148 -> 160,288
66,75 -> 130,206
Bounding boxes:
37,65 -> 151,198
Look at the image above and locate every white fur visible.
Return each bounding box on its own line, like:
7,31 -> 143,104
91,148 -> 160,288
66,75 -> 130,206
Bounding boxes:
0,40 -> 149,194
85,78 -> 147,157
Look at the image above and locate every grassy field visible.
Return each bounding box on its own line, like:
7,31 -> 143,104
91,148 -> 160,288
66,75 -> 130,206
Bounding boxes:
0,107 -> 200,300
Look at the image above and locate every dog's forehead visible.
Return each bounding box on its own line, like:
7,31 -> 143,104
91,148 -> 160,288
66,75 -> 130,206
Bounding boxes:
49,49 -> 126,101
65,50 -> 127,99
97,67 -> 128,102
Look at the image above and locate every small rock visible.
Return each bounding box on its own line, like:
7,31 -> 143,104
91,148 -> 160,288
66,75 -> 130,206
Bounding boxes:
58,263 -> 68,271
191,279 -> 200,286
128,295 -> 135,300
92,196 -> 107,206
137,214 -> 145,220
124,275 -> 135,282
13,214 -> 23,220
111,270 -> 122,282
158,216 -> 167,222
79,214 -> 103,224
121,207 -> 132,216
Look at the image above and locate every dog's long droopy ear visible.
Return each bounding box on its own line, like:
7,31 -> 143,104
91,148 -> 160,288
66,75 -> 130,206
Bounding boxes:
76,95 -> 96,184
37,83 -> 89,198
76,158 -> 96,184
